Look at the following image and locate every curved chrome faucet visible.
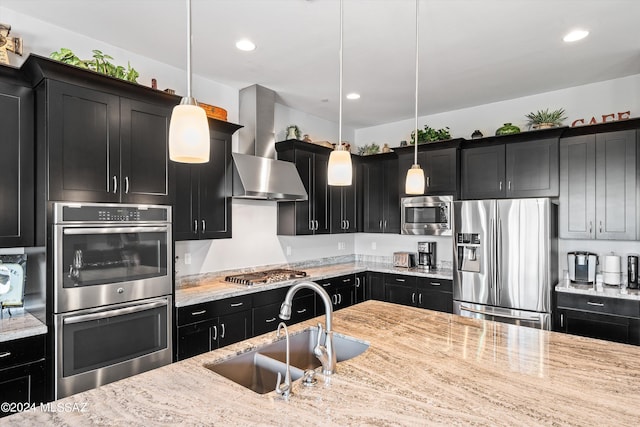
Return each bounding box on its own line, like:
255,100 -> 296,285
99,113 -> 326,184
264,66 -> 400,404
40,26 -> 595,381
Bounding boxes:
279,281 -> 336,375
275,322 -> 292,398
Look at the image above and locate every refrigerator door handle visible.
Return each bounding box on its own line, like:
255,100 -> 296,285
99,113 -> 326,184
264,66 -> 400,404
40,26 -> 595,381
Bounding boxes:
489,218 -> 495,292
459,305 -> 541,322
497,218 -> 502,303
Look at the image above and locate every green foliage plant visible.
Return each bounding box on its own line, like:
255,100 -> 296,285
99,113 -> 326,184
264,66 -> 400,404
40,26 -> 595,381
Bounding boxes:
410,124 -> 451,144
50,48 -> 140,83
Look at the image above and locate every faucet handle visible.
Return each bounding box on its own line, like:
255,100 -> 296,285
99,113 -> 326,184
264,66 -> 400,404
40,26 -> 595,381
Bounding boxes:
315,323 -> 324,345
275,372 -> 290,397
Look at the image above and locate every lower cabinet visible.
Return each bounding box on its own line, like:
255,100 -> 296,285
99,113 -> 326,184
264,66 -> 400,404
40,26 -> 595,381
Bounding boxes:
384,274 -> 453,314
354,273 -> 367,303
252,288 -> 315,337
367,272 -> 385,301
317,275 -> 357,312
0,335 -> 46,417
555,292 -> 640,345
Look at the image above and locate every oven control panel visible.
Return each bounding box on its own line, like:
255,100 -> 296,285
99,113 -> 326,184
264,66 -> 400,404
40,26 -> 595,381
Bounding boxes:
55,203 -> 170,223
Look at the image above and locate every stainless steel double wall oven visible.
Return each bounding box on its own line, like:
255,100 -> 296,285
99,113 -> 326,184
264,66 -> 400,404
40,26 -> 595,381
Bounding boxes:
52,203 -> 173,399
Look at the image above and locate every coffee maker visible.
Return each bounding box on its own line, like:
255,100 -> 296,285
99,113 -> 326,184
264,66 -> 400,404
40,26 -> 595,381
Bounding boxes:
417,242 -> 436,270
628,255 -> 639,289
567,252 -> 598,284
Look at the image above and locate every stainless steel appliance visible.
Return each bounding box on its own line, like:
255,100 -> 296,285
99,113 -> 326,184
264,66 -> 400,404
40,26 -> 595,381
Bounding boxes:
52,202 -> 173,399
567,252 -> 598,284
393,252 -> 415,268
628,255 -> 639,289
417,242 -> 436,270
453,198 -> 557,330
401,195 -> 452,235
225,269 -> 307,286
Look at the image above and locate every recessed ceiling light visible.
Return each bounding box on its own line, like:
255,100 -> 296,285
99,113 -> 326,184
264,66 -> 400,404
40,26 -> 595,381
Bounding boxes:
235,39 -> 256,51
346,93 -> 360,100
563,29 -> 589,42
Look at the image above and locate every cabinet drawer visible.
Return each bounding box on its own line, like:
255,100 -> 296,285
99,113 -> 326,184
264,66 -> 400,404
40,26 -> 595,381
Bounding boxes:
557,293 -> 639,318
384,274 -> 416,287
417,278 -> 452,293
211,295 -> 253,317
0,335 -> 45,370
177,302 -> 215,327
333,275 -> 355,286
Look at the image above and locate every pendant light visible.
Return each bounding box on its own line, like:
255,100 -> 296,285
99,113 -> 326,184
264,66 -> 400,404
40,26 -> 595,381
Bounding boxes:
169,0 -> 210,164
405,0 -> 425,195
327,0 -> 353,186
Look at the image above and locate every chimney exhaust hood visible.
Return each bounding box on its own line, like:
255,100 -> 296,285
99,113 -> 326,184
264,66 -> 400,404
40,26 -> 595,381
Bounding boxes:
233,84 -> 307,201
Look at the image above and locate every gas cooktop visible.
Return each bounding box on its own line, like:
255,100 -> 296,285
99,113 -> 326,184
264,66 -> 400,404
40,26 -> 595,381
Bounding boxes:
224,269 -> 307,286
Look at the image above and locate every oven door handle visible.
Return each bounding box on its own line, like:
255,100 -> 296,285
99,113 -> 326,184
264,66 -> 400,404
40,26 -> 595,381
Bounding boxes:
63,226 -> 169,235
63,300 -> 167,325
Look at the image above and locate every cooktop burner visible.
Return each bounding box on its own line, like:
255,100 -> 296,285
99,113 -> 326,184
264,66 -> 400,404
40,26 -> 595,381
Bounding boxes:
224,269 -> 307,286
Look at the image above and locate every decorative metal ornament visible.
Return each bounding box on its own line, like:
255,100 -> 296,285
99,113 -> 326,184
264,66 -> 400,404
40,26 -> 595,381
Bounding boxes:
0,23 -> 23,65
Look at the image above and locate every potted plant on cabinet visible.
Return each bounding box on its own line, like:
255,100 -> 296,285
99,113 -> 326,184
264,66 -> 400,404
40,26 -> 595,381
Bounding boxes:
525,108 -> 567,130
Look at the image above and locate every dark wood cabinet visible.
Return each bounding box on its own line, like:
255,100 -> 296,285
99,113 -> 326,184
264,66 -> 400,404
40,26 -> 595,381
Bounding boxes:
361,155 -> 400,233
0,69 -> 34,247
0,335 -> 46,417
398,147 -> 458,197
367,272 -> 385,301
173,120 -> 242,240
277,141 -> 330,235
354,273 -> 367,303
462,138 -> 558,200
560,130 -> 637,240
330,156 -> 359,233
555,292 -> 640,345
384,274 -> 453,313
252,293 -> 315,337
317,275 -> 356,312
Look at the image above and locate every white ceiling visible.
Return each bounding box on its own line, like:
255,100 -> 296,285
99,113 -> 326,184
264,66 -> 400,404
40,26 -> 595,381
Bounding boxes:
4,0 -> 640,128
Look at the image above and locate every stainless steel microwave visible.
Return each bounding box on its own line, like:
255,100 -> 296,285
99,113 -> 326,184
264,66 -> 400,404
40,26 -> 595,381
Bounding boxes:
401,195 -> 452,235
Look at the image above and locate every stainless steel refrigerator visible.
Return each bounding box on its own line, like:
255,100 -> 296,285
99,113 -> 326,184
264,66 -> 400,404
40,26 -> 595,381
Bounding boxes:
453,198 -> 557,330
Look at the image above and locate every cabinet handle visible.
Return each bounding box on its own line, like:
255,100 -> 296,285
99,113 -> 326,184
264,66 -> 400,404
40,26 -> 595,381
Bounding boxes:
507,181 -> 511,191
212,325 -> 218,341
587,301 -> 604,307
384,220 -> 387,229
419,293 -> 423,305
426,176 -> 430,187
589,221 -> 592,235
296,308 -> 307,314
321,282 -> 331,287
599,221 -> 602,233
430,282 -> 441,287
395,278 -> 405,282
112,176 -> 118,194
315,220 -> 319,230
346,219 -> 350,229
220,323 -> 226,339
332,295 -> 338,305
125,176 -> 130,194
0,352 -> 11,358
338,293 -> 342,304
191,310 -> 207,316
202,219 -> 206,233
355,277 -> 360,287
229,302 -> 244,307
309,221 -> 313,231
379,220 -> 383,230
194,220 -> 198,233
342,278 -> 351,283
560,313 -> 564,328
499,181 -> 503,191
411,292 -> 416,304
265,317 -> 277,323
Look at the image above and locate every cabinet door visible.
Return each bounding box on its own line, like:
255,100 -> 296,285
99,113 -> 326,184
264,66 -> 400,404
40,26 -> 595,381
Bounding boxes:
367,272 -> 385,301
385,283 -> 416,307
0,360 -> 46,416
120,98 -> 171,204
559,135 -> 596,239
418,290 -> 453,313
172,164 -> 198,240
461,145 -> 506,200
312,152 -> 330,234
47,80 -> 120,202
362,161 -> 385,232
558,308 -> 632,344
332,284 -> 354,310
294,151 -> 314,235
595,130 -> 637,240
354,274 -> 367,303
0,80 -> 33,247
506,138 -> 558,198
176,320 -> 216,361
383,159 -> 400,233
217,310 -> 251,349
199,129 -> 233,239
425,148 -> 458,195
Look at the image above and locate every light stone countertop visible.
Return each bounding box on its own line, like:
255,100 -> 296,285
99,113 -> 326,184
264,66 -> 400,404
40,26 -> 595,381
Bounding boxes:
5,301 -> 639,426
176,261 -> 453,307
0,308 -> 47,343
556,280 -> 640,301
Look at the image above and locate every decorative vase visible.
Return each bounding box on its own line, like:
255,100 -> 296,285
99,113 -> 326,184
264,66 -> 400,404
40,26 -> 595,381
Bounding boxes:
382,143 -> 391,153
286,126 -> 298,140
495,123 -> 520,136
471,130 -> 483,139
532,123 -> 555,130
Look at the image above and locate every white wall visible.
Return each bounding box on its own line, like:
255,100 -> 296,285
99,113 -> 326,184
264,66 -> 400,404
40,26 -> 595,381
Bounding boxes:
355,74 -> 640,147
274,103 -> 355,147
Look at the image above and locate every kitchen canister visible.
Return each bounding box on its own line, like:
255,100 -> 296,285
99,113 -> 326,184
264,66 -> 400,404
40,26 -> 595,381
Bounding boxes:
603,255 -> 622,285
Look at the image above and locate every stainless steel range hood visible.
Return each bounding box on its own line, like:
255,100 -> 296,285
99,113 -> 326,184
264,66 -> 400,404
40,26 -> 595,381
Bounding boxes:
233,85 -> 307,201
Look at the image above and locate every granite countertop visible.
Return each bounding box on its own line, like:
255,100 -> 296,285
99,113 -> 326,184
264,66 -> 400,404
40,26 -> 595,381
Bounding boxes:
175,261 -> 454,307
5,301 -> 639,426
0,309 -> 47,342
556,280 -> 640,301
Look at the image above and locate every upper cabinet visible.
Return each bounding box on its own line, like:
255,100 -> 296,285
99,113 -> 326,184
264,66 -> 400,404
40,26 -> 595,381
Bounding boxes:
173,119 -> 242,241
26,55 -> 177,205
330,155 -> 359,233
398,145 -> 459,198
361,154 -> 400,233
276,141 -> 330,235
560,130 -> 637,240
0,68 -> 34,247
461,137 -> 559,200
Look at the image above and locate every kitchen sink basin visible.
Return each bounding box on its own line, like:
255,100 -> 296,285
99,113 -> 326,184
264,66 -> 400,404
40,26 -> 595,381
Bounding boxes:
205,328 -> 369,394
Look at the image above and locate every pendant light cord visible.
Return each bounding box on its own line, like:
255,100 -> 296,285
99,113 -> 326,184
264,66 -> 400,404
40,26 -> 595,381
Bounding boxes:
338,0 -> 343,149
186,0 -> 192,98
414,0 -> 419,165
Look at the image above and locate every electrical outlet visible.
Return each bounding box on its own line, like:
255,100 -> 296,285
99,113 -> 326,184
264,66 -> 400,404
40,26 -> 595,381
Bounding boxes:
338,242 -> 345,250
371,242 -> 377,250
184,253 -> 192,265
286,246 -> 292,256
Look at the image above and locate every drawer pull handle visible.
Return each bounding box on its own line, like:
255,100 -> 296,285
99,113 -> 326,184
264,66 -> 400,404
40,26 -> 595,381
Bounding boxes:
229,302 -> 244,307
296,309 -> 307,314
430,282 -> 441,286
191,310 -> 206,316
265,317 -> 277,323
587,301 -> 604,307
342,279 -> 351,283
396,278 -> 405,282
0,352 -> 11,358
322,283 -> 331,287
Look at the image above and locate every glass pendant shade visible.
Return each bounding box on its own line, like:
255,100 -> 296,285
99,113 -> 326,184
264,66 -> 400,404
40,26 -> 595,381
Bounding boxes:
169,102 -> 210,163
327,148 -> 352,186
405,164 -> 425,194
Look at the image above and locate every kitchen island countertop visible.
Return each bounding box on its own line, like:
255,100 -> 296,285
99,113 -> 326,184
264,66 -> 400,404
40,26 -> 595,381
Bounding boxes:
5,301 -> 639,426
176,261 -> 453,307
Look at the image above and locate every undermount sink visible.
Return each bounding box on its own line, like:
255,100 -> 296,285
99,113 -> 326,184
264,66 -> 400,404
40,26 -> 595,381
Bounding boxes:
205,328 -> 369,394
